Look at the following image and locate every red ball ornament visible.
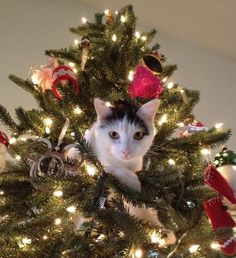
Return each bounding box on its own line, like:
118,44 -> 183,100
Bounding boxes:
52,66 -> 79,100
0,131 -> 9,148
129,65 -> 163,99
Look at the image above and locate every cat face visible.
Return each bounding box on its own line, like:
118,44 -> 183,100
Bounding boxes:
94,99 -> 159,162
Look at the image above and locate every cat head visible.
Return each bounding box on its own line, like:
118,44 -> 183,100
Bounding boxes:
93,98 -> 160,162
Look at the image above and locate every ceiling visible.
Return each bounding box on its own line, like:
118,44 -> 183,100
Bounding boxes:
80,0 -> 236,59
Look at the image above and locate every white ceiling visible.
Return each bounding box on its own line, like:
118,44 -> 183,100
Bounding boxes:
80,0 -> 236,59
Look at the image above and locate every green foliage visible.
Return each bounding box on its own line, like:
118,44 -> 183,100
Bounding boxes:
0,5 -> 231,258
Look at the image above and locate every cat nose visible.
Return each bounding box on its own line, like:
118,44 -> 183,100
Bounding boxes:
121,150 -> 132,158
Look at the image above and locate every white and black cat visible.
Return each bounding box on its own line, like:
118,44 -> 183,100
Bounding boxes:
85,98 -> 176,246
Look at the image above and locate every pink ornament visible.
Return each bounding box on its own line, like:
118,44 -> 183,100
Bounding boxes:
30,57 -> 58,92
0,131 -> 9,148
129,65 -> 163,99
52,66 -> 79,100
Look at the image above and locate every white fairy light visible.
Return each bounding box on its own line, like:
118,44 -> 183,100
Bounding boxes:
215,123 -> 223,129
167,82 -> 174,89
177,122 -> 185,127
43,118 -> 53,127
68,62 -> 75,68
112,34 -> 117,42
120,15 -> 126,23
189,244 -> 200,253
201,148 -> 211,156
86,164 -> 97,176
45,127 -> 51,134
81,17 -> 87,24
105,102 -> 112,107
0,190 -> 4,195
141,35 -> 147,41
20,137 -> 27,142
158,114 -> 168,125
115,11 -> 118,15
9,137 -> 17,145
66,205 -> 76,213
135,31 -> 140,39
168,159 -> 176,166
53,190 -> 63,197
134,248 -> 143,258
43,235 -> 48,240
74,106 -> 82,115
54,218 -> 62,225
162,77 -> 168,83
84,129 -> 90,137
74,39 -> 79,45
22,237 -> 32,245
104,9 -> 110,15
210,242 -> 220,250
15,155 -> 21,161
70,132 -> 75,137
72,68 -> 78,73
128,70 -> 134,81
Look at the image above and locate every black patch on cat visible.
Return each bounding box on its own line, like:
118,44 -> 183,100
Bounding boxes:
101,100 -> 149,134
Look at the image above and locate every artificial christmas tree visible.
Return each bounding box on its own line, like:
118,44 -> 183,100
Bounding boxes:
0,5 -> 233,258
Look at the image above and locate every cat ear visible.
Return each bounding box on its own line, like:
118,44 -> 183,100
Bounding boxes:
137,99 -> 160,122
94,98 -> 112,120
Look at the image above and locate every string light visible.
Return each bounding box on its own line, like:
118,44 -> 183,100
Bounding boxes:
134,248 -> 143,258
141,35 -> 147,41
66,205 -> 76,213
105,102 -> 112,107
128,70 -> 134,81
112,34 -> 117,41
201,148 -> 211,156
189,244 -> 200,253
42,235 -> 48,240
43,118 -> 53,127
215,123 -> 223,129
53,190 -> 63,197
104,9 -> 110,15
168,159 -> 176,166
20,137 -> 27,142
158,114 -> 168,125
68,62 -> 75,68
45,127 -> 50,134
177,122 -> 185,127
135,31 -> 141,39
162,77 -> 168,83
85,164 -> 97,176
167,82 -> 174,89
70,132 -> 75,137
22,237 -> 32,245
74,106 -> 82,115
115,11 -> 118,15
150,231 -> 166,246
54,218 -> 62,225
81,17 -> 87,24
84,129 -> 90,136
74,39 -> 79,45
9,137 -> 17,144
210,242 -> 220,250
0,190 -> 4,195
15,155 -> 21,161
120,15 -> 126,22
96,234 -> 106,242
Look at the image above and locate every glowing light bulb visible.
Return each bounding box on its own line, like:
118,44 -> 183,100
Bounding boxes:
104,9 -> 110,15
210,242 -> 220,250
84,129 -> 90,136
177,122 -> 185,127
135,31 -> 140,39
43,235 -> 48,240
128,70 -> 134,81
189,244 -> 200,253
0,190 -> 4,195
115,11 -> 118,15
9,137 -> 17,144
66,205 -> 76,213
45,127 -> 51,134
105,102 -> 112,107
68,62 -> 75,68
74,39 -> 79,45
53,190 -> 63,197
81,17 -> 87,24
141,35 -> 147,41
162,77 -> 168,83
168,159 -> 176,166
70,132 -> 75,137
158,114 -> 168,125
86,164 -> 97,176
43,118 -> 53,127
112,34 -> 117,41
22,237 -> 32,245
215,123 -> 223,129
167,82 -> 174,89
134,248 -> 143,258
120,15 -> 126,23
15,155 -> 21,161
54,218 -> 62,225
201,148 -> 211,156
150,231 -> 161,243
74,106 -> 82,115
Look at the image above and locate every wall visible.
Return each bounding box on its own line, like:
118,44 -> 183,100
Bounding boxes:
0,0 -> 235,148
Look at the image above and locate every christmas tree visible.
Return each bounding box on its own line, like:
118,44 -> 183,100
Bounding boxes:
0,5 -> 233,258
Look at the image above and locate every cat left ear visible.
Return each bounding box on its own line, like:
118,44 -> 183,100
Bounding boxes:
137,99 -> 160,122
94,98 -> 112,120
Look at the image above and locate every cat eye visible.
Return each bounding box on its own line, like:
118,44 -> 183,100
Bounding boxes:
134,131 -> 145,140
109,131 -> 119,140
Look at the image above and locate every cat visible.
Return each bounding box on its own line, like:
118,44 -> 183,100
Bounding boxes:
84,98 -> 176,246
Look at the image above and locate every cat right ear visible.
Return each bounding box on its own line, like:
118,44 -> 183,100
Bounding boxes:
94,98 -> 112,120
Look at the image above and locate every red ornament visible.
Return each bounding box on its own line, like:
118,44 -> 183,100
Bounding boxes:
129,65 -> 163,99
52,66 -> 79,100
0,131 -> 9,148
